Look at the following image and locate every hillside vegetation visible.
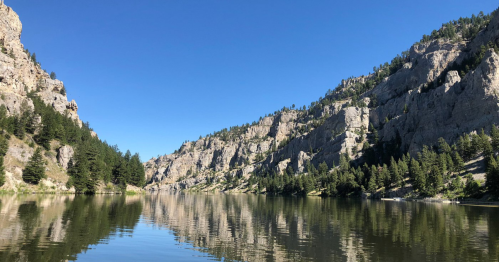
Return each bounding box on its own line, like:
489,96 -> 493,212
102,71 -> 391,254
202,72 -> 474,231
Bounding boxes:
0,4 -> 145,194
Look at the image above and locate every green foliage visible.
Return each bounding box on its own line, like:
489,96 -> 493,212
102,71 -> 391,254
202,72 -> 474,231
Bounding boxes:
246,125 -> 499,198
0,40 -> 7,54
23,147 -> 46,184
486,155 -> 499,197
254,153 -> 265,163
0,133 -> 7,187
0,91 -> 145,192
31,53 -> 37,65
464,173 -> 482,198
50,72 -> 56,80
418,11 -> 493,44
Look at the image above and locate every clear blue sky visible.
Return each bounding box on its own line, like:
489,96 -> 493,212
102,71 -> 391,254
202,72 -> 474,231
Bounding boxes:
7,0 -> 498,161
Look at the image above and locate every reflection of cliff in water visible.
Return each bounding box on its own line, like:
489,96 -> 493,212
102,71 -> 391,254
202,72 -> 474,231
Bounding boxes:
0,195 -> 143,261
142,193 -> 499,262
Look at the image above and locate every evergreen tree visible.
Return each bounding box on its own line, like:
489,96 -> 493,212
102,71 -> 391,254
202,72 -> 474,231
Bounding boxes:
449,176 -> 464,193
446,153 -> 454,173
486,156 -> 499,197
339,154 -> 349,172
464,173 -> 481,197
367,166 -> 378,194
85,143 -> 103,193
410,158 -> 426,193
113,158 -> 129,191
491,125 -> 499,151
0,133 -> 7,186
381,164 -> 390,188
438,137 -> 451,154
303,175 -> 314,194
318,161 -> 328,177
453,152 -> 465,174
0,134 -> 6,186
389,157 -> 402,187
67,150 -> 90,194
23,147 -> 46,184
130,153 -> 146,187
438,153 -> 448,182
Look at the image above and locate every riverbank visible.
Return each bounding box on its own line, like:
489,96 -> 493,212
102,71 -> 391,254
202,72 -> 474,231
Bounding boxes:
0,177 -> 145,195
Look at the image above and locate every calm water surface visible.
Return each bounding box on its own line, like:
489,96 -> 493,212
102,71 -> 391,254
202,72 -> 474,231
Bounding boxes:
0,193 -> 498,261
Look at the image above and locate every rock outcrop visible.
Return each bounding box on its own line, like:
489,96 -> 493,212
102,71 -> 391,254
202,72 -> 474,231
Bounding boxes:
57,145 -> 74,170
0,4 -> 87,192
146,9 -> 499,192
0,4 -> 81,125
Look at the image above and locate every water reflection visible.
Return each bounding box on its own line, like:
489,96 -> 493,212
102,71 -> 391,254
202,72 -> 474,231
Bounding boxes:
0,195 -> 142,261
142,194 -> 499,262
0,193 -> 498,261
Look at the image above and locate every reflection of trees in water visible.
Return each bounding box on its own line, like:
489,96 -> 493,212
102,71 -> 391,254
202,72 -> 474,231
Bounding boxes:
0,195 -> 143,262
143,194 -> 499,262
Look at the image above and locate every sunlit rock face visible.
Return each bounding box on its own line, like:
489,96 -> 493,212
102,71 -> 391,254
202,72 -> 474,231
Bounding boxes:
146,10 -> 499,191
0,4 -> 81,124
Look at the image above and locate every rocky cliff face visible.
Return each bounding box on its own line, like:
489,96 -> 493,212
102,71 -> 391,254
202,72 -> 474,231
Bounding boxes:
0,4 -> 83,192
0,4 -> 80,124
146,9 -> 499,192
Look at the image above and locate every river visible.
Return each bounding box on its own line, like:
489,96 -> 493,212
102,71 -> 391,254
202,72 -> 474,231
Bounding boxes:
0,193 -> 497,261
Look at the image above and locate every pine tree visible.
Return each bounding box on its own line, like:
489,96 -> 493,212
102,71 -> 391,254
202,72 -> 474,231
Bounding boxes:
0,134 -> 7,186
367,166 -> 377,193
446,153 -> 454,173
491,125 -> 499,151
130,153 -> 145,187
23,147 -> 46,184
389,157 -> 401,187
438,137 -> 451,154
85,144 -> 103,193
318,161 -> 328,177
464,173 -> 481,197
449,176 -> 464,193
113,158 -> 129,191
67,149 -> 90,194
486,156 -> 499,197
438,153 -> 448,182
339,154 -> 349,172
481,130 -> 493,156
454,152 -> 465,174
427,165 -> 443,196
410,158 -> 426,193
381,164 -> 390,188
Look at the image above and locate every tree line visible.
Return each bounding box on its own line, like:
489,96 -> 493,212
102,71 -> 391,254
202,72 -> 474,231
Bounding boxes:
246,126 -> 499,199
0,93 -> 145,193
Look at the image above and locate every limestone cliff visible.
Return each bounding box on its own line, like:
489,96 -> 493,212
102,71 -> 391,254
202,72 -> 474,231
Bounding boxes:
146,9 -> 499,192
0,4 -> 80,123
0,4 -> 146,194
0,4 -> 86,192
